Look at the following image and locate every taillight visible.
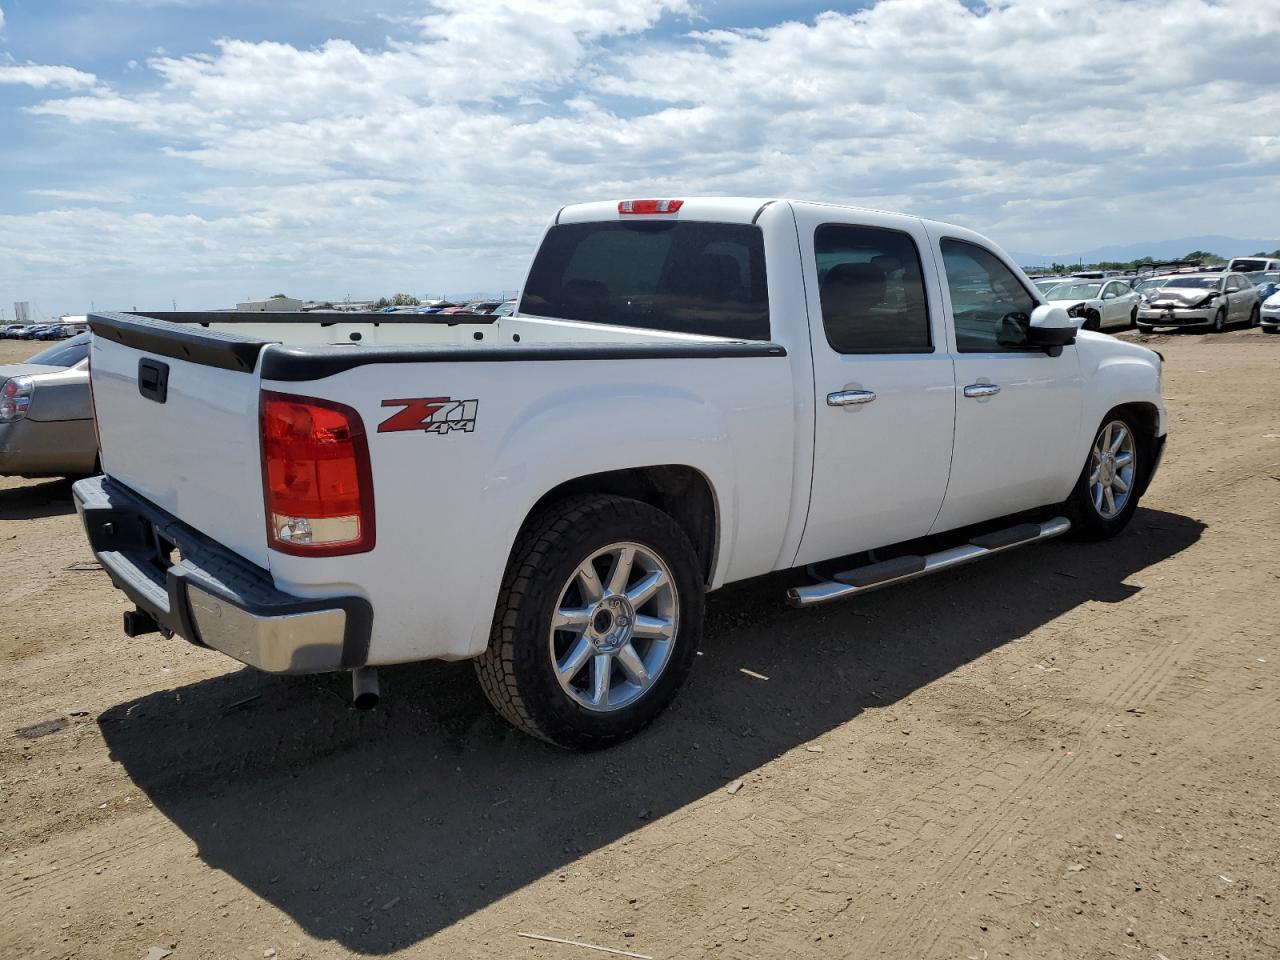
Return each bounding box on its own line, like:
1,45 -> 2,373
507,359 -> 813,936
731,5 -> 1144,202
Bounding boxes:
0,377 -> 34,423
260,391 -> 375,556
618,199 -> 683,215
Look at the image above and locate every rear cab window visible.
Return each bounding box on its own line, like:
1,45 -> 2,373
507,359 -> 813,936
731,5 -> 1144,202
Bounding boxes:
519,220 -> 770,340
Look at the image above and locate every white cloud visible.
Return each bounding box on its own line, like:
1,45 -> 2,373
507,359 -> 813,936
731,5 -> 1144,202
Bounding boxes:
5,0 -> 1280,311
0,61 -> 98,89
27,188 -> 135,204
0,7 -> 6,32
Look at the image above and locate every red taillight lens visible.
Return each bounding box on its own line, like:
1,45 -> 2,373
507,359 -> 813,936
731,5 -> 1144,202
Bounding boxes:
260,391 -> 375,556
618,199 -> 683,215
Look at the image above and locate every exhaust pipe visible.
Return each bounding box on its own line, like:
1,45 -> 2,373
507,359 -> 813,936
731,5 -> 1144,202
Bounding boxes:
351,667 -> 380,710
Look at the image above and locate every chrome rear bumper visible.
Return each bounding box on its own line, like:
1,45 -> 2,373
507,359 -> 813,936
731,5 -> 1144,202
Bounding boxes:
73,475 -> 371,674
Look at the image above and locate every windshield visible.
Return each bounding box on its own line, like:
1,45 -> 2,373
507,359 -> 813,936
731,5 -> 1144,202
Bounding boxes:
1134,278 -> 1171,292
520,220 -> 770,340
1046,282 -> 1102,301
1033,279 -> 1065,292
1245,271 -> 1279,284
27,332 -> 90,366
1164,276 -> 1222,290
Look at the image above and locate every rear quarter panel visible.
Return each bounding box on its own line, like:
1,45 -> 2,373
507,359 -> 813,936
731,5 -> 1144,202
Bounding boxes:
264,352 -> 797,664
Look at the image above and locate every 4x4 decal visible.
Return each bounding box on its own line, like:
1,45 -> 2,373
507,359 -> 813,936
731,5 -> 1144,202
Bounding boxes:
378,397 -> 478,434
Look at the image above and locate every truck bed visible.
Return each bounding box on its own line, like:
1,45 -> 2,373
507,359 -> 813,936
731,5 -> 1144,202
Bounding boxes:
85,309 -> 795,663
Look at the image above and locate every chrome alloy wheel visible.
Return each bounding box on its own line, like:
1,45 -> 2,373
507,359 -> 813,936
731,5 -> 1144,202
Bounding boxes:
548,542 -> 679,713
1089,421 -> 1137,520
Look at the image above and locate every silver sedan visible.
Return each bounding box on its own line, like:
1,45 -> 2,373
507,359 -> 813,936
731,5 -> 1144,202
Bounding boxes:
0,333 -> 97,477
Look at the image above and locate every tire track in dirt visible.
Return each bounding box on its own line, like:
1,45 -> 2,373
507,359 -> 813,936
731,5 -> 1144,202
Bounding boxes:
874,589 -> 1274,957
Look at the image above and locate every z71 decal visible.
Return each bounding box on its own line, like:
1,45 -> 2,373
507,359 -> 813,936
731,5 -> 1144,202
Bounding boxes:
378,397 -> 479,434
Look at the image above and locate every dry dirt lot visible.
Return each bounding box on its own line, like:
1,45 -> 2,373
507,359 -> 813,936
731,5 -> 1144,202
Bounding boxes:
2,328 -> 1278,960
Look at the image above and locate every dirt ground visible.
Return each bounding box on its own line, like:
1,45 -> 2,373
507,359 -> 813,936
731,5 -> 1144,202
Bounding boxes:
2,327 -> 1278,960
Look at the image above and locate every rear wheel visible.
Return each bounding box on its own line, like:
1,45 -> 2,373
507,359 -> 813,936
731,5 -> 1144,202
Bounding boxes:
475,494 -> 703,749
1064,414 -> 1145,541
1129,306 -> 1138,328
1249,304 -> 1260,327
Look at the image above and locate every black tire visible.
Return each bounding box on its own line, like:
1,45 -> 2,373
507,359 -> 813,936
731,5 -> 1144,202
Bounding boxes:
1064,412 -> 1148,542
1083,309 -> 1101,332
1249,304 -> 1260,328
1213,307 -> 1226,332
1136,322 -> 1154,333
1129,306 -> 1138,328
475,494 -> 703,750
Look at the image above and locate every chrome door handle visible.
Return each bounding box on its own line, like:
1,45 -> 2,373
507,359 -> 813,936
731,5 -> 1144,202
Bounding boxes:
963,383 -> 1001,398
827,389 -> 877,407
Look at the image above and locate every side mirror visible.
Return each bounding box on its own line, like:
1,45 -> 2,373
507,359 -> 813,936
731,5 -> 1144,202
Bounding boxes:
1026,303 -> 1081,349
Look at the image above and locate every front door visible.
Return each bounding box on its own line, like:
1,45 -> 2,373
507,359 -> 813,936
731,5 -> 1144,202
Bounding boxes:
928,234 -> 1084,534
792,206 -> 956,566
1100,281 -> 1137,329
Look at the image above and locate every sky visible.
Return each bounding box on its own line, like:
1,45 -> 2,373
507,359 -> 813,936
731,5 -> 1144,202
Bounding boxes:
0,0 -> 1277,318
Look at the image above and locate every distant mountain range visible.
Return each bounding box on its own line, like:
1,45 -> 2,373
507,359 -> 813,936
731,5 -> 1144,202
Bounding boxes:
1009,235 -> 1276,267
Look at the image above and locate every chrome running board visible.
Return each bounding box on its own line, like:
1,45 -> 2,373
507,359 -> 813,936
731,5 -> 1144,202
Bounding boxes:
786,516 -> 1072,608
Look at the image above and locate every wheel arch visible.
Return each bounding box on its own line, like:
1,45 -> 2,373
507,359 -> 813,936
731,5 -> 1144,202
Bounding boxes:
517,465 -> 720,588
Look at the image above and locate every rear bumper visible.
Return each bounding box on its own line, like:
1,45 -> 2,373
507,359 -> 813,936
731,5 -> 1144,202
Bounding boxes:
73,475 -> 371,674
0,418 -> 98,477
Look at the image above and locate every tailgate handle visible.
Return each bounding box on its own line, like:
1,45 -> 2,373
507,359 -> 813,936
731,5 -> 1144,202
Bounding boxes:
138,359 -> 169,404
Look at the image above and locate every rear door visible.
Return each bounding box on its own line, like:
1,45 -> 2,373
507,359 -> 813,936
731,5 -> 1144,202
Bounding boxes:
928,234 -> 1084,534
90,332 -> 270,568
791,205 -> 956,565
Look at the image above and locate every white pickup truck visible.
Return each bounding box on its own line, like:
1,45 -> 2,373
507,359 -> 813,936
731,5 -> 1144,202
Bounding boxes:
75,197 -> 1167,748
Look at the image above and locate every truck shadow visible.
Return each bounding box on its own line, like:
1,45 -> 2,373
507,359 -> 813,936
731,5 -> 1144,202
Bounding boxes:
0,478 -> 77,520
97,506 -> 1203,954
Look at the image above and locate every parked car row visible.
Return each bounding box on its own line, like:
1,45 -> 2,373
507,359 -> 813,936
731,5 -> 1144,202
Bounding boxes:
378,298 -> 518,317
1031,267 -> 1271,334
1,322 -> 84,340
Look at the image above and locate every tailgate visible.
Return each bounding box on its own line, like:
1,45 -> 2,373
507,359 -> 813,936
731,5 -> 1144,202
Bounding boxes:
89,314 -> 272,569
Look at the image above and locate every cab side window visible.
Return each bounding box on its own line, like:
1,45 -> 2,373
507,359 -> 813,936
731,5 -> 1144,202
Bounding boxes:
940,238 -> 1038,352
815,224 -> 932,354
1226,275 -> 1242,292
1102,283 -> 1119,300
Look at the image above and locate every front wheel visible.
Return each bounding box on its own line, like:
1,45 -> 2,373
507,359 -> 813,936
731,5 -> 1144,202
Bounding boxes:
475,494 -> 703,749
1213,307 -> 1226,332
1136,322 -> 1154,333
1064,415 -> 1146,541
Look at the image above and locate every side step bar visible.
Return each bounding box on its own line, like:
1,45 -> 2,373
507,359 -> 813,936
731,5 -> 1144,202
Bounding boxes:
787,516 -> 1071,608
